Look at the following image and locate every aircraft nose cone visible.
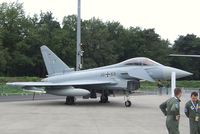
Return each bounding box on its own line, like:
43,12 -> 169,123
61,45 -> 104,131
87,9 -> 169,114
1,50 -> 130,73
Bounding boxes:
163,66 -> 192,79
174,69 -> 192,78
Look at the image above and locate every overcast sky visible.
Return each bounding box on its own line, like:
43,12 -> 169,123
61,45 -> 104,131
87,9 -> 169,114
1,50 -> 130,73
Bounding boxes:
1,0 -> 200,43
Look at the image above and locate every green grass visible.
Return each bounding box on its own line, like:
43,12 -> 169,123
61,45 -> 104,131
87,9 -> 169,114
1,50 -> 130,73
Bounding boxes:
0,77 -> 199,95
140,80 -> 200,90
0,77 -> 41,95
176,80 -> 200,88
0,77 -> 41,84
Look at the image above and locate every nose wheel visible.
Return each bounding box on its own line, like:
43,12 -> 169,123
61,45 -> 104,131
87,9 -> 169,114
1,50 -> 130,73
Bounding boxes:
125,100 -> 132,107
124,91 -> 132,107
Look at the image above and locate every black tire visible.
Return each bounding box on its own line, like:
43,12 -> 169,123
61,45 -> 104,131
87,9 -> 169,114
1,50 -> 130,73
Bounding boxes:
100,95 -> 108,103
65,96 -> 75,105
125,100 -> 131,107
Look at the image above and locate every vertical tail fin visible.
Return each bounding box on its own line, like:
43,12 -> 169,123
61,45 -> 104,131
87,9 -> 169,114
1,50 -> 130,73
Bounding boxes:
40,45 -> 73,76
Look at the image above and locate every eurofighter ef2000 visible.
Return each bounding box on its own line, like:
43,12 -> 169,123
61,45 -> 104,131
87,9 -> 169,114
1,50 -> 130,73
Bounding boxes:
7,46 -> 192,107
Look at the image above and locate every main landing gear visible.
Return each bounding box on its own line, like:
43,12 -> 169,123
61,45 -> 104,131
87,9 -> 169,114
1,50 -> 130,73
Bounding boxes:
65,96 -> 75,105
99,94 -> 109,103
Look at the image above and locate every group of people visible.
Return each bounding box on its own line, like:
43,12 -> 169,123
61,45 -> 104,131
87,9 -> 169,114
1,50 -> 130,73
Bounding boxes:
160,88 -> 200,134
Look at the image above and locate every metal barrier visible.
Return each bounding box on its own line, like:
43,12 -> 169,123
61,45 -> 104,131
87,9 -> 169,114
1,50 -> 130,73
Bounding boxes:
136,88 -> 200,96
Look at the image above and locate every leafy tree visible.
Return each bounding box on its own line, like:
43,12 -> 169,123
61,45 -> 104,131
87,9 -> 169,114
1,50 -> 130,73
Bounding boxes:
2,1 -> 200,80
171,34 -> 200,79
0,2 -> 31,76
121,28 -> 171,65
81,18 -> 118,68
61,15 -> 77,68
0,28 -> 10,75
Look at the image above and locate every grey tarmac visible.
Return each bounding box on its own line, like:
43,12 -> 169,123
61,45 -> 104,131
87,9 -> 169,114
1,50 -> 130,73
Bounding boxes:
0,95 -> 190,134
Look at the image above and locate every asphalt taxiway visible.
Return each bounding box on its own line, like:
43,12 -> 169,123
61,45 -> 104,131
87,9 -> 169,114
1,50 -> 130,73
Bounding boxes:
0,94 -> 64,102
0,95 -> 190,134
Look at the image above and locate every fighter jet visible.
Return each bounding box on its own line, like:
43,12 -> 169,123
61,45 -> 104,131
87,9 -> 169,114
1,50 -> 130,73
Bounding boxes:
7,46 -> 192,107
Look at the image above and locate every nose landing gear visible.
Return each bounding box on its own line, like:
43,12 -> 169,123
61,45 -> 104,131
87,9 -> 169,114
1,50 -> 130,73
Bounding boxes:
125,100 -> 132,107
124,91 -> 132,107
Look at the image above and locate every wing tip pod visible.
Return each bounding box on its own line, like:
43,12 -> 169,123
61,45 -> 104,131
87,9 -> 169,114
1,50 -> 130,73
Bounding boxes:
6,82 -> 24,87
6,82 -> 15,86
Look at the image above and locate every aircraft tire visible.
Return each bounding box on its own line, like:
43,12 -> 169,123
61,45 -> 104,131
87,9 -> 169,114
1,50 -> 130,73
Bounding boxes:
125,100 -> 131,107
100,95 -> 108,103
65,96 -> 75,105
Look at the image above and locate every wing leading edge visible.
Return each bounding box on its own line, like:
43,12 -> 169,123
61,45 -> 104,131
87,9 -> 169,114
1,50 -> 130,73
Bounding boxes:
7,80 -> 117,88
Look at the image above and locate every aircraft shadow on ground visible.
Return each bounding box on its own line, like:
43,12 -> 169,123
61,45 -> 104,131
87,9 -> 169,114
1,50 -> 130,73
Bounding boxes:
17,99 -> 154,109
19,100 -> 122,107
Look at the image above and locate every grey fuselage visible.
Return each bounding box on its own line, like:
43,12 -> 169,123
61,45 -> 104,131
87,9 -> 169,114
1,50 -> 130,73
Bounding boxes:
42,57 -> 191,94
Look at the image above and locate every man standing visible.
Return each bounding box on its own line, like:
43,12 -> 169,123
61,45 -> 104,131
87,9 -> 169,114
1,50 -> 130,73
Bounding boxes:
184,92 -> 200,134
157,80 -> 163,95
160,88 -> 182,134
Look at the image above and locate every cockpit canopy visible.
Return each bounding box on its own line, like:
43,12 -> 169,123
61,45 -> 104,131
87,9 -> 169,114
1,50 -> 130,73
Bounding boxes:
120,57 -> 162,66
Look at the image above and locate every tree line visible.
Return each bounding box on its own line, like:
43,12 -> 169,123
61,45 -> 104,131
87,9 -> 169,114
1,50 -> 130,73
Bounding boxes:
0,2 -> 200,79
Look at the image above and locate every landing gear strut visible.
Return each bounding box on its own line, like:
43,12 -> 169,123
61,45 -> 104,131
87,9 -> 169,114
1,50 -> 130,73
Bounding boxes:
65,96 -> 75,105
124,91 -> 132,107
99,94 -> 109,103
